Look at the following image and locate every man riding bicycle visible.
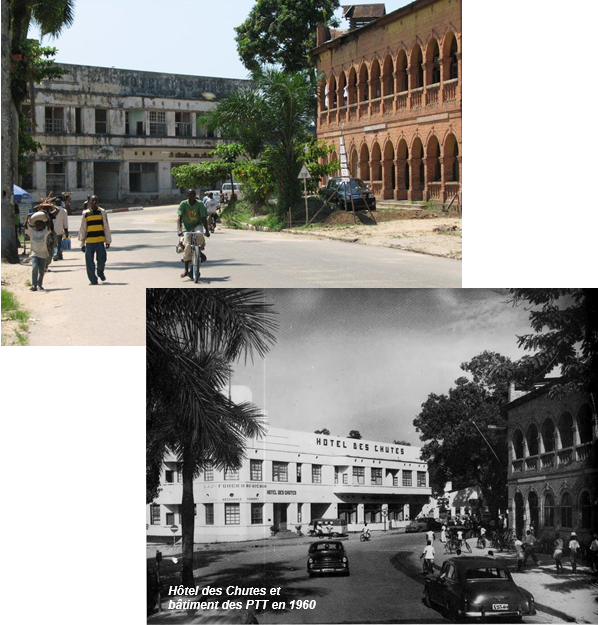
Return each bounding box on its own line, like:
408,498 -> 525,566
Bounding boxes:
177,189 -> 210,279
204,192 -> 219,232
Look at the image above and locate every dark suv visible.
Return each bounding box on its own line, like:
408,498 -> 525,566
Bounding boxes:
320,177 -> 376,211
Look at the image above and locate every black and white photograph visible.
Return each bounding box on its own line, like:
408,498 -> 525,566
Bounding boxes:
146,289 -> 597,624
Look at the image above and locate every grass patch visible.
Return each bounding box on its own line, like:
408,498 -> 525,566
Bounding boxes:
1,288 -> 30,345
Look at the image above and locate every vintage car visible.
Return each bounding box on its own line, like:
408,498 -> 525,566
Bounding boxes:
320,177 -> 376,211
406,516 -> 443,533
307,540 -> 350,577
423,556 -> 536,622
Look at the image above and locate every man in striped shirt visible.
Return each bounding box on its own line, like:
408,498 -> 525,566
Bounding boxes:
78,195 -> 112,285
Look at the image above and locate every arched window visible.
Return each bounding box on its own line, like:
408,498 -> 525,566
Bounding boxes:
560,492 -> 573,528
449,37 -> 458,80
411,46 -> 423,89
427,136 -> 441,183
382,55 -> 394,96
526,423 -> 539,456
319,77 -> 328,111
329,75 -> 337,109
397,50 -> 408,92
358,64 -> 369,102
544,493 -> 555,527
359,143 -> 370,180
541,419 -> 555,452
513,430 -> 524,459
338,72 -> 347,107
558,412 -> 574,448
371,59 -> 381,99
580,491 -> 592,528
427,39 -> 440,85
577,403 -> 593,444
348,68 -> 357,105
371,142 -> 382,181
528,491 -> 539,531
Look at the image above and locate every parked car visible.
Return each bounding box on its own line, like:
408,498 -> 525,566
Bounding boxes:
221,182 -> 244,202
307,540 -> 350,577
423,556 -> 536,622
406,517 -> 443,533
307,517 -> 348,538
320,177 -> 376,211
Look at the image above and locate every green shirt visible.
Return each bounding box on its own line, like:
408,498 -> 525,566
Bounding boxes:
177,199 -> 207,232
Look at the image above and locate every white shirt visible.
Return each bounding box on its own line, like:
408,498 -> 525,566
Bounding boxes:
53,206 -> 69,235
426,531 -> 435,541
205,198 -> 219,214
423,545 -> 435,559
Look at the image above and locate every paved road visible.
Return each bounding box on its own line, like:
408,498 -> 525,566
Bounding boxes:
148,531 -> 564,624
112,205 -> 461,287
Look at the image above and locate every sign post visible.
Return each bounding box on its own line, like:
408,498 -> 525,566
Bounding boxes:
382,508 -> 388,532
297,164 -> 312,226
170,524 -> 178,552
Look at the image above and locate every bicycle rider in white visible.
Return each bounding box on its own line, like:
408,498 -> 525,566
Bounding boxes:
204,192 -> 219,231
177,189 -> 210,279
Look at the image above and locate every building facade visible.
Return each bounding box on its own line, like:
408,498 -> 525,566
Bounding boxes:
23,64 -> 248,205
147,427 -> 431,543
313,0 -> 461,205
505,385 -> 597,544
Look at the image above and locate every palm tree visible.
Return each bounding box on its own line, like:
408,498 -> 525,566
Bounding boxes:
2,0 -> 75,262
200,67 -> 314,219
147,289 -> 278,586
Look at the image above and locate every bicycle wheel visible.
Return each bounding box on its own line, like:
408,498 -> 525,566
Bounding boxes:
192,244 -> 201,283
463,540 -> 472,553
445,541 -> 454,554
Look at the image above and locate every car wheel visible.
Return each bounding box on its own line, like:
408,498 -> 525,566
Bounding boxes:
423,588 -> 432,608
332,532 -> 339,537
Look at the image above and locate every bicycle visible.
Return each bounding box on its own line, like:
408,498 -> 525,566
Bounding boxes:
208,212 -> 217,233
445,538 -> 472,554
178,231 -> 206,283
422,558 -> 434,575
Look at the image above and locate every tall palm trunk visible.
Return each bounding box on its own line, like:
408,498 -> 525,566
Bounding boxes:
181,446 -> 196,587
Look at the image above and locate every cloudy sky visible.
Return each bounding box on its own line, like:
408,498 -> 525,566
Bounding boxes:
231,289 -> 535,445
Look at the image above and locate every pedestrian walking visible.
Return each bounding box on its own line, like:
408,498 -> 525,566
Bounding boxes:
568,532 -> 581,574
426,529 -> 435,543
514,535 -> 524,572
522,529 -> 538,567
53,201 -> 69,260
553,532 -> 564,574
590,534 -> 598,574
25,211 -> 50,291
78,195 -> 112,285
440,524 -> 447,543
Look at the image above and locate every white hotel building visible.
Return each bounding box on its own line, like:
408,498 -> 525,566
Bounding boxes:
147,426 -> 431,543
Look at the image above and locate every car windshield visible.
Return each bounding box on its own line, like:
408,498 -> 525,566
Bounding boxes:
312,543 -> 343,552
465,567 -> 509,580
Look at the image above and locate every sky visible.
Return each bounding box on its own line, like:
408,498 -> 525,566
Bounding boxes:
30,0 -> 414,79
230,289 -> 535,446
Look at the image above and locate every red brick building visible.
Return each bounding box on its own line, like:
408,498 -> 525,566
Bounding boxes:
312,0 -> 461,205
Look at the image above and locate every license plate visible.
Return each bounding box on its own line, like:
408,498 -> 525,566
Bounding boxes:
492,604 -> 508,611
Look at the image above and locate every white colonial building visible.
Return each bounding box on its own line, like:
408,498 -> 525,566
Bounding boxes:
147,426 -> 431,543
23,64 -> 248,206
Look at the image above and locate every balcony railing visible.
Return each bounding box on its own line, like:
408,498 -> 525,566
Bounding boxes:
443,78 -> 458,101
410,88 -> 423,109
317,80 -> 459,125
426,84 -> 439,106
512,459 -> 523,473
576,441 -> 592,461
525,456 -> 538,471
540,452 -> 555,468
427,182 -> 442,201
557,447 -> 573,465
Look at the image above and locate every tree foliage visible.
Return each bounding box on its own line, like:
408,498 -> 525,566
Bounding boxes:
507,289 -> 598,401
235,0 -> 340,73
393,439 -> 411,446
348,430 -> 362,439
413,352 -> 520,513
314,428 -> 330,435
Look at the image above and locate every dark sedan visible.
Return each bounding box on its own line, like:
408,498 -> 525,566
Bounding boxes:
423,557 -> 535,622
307,540 -> 350,577
320,177 -> 376,211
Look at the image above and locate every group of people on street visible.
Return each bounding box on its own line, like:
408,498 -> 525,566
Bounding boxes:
24,194 -> 112,290
420,515 -> 597,577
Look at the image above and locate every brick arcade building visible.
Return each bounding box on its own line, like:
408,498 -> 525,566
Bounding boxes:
312,0 -> 461,205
